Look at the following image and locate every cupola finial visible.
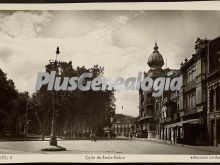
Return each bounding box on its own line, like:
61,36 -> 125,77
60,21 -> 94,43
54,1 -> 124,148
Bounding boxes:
147,42 -> 164,69
153,42 -> 159,53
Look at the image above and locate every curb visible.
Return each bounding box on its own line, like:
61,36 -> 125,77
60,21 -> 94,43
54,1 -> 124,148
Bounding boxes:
133,138 -> 220,154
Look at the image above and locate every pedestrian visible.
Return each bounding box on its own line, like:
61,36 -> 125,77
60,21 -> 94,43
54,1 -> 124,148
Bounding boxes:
90,132 -> 93,141
64,130 -> 67,139
130,134 -> 133,141
93,132 -> 96,142
171,137 -> 174,145
180,132 -> 184,147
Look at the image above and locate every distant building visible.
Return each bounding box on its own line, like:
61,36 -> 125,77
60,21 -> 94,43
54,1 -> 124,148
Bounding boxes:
112,114 -> 135,137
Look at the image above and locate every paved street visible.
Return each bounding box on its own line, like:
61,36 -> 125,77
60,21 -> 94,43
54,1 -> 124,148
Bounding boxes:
0,139 -> 218,154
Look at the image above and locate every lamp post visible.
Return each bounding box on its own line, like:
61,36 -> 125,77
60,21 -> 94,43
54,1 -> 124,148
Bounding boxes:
49,47 -> 60,146
41,47 -> 66,151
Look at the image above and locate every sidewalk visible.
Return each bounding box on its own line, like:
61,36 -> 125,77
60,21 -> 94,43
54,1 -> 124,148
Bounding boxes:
133,137 -> 220,154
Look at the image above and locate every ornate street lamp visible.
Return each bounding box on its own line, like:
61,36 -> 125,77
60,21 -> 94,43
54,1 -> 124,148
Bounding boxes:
49,47 -> 60,146
41,47 -> 66,151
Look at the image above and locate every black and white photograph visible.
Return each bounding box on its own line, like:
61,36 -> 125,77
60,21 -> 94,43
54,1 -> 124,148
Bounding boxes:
0,3 -> 220,163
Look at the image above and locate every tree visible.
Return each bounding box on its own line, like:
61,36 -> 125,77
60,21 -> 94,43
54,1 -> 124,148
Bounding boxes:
31,90 -> 52,140
0,68 -> 18,136
31,61 -> 116,139
12,92 -> 30,136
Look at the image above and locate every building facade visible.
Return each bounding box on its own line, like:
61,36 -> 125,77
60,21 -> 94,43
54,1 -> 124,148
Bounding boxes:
111,114 -> 135,137
135,43 -> 180,139
160,88 -> 181,144
207,37 -> 220,146
136,37 -> 220,146
177,38 -> 208,145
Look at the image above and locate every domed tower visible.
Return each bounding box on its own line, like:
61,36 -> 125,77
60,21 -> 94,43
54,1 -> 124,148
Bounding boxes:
147,43 -> 166,77
140,43 -> 166,139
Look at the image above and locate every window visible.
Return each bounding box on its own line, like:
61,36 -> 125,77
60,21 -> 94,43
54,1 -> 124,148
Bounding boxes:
188,67 -> 196,82
187,91 -> 196,110
210,89 -> 214,112
192,92 -> 196,108
141,110 -> 144,117
187,94 -> 190,108
188,72 -> 191,83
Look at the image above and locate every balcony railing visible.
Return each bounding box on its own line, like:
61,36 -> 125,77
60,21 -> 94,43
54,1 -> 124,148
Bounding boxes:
210,109 -> 220,115
184,79 -> 196,92
185,106 -> 197,114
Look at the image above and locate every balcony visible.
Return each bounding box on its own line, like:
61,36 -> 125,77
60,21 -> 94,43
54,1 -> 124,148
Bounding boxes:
160,116 -> 172,123
184,106 -> 199,116
173,114 -> 178,120
165,116 -> 172,122
146,102 -> 154,107
184,79 -> 196,92
138,114 -> 154,122
210,109 -> 220,115
163,98 -> 176,106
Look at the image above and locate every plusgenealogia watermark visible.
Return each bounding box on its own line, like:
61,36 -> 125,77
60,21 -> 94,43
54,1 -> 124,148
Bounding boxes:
35,71 -> 182,97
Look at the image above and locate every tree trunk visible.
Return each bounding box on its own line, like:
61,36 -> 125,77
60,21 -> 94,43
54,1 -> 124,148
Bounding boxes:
41,107 -> 50,140
41,128 -> 45,140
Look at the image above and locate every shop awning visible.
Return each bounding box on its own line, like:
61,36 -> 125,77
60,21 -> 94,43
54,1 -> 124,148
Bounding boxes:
164,119 -> 200,128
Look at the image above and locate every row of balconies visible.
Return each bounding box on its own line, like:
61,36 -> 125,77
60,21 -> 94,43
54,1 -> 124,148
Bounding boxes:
160,113 -> 179,121
183,74 -> 206,92
138,97 -> 203,124
178,105 -> 203,117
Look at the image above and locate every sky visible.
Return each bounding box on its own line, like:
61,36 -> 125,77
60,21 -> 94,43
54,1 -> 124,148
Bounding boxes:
0,10 -> 220,117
